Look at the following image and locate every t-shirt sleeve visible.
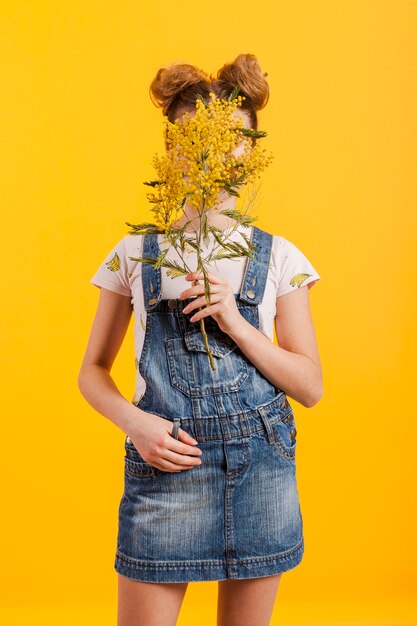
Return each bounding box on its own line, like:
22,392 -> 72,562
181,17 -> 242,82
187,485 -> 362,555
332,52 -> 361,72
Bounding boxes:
90,236 -> 131,297
275,236 -> 321,298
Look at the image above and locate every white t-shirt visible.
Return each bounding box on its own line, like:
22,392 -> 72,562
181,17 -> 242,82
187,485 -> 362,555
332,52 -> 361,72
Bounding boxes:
90,225 -> 320,404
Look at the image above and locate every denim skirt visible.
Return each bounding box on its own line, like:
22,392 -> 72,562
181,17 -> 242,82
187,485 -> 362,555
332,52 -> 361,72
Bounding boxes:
114,391 -> 304,583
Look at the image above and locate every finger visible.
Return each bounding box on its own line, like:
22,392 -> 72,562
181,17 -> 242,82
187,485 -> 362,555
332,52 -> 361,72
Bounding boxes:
180,284 -> 220,300
158,457 -> 199,472
183,293 -> 222,313
152,460 -> 191,473
154,449 -> 202,473
168,437 -> 203,457
179,284 -> 206,301
189,303 -> 222,323
185,270 -> 225,285
151,438 -> 203,471
170,425 -> 200,447
165,449 -> 203,467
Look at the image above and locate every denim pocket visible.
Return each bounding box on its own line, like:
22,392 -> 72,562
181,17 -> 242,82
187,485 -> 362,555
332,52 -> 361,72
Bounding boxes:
124,456 -> 160,478
165,331 -> 248,397
269,410 -> 297,460
258,396 -> 297,461
124,436 -> 161,476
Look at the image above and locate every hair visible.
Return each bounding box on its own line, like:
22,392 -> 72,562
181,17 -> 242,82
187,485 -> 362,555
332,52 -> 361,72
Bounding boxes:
149,53 -> 269,136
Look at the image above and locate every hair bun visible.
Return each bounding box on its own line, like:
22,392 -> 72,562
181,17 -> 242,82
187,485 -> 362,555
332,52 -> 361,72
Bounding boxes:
149,54 -> 269,131
149,63 -> 211,117
212,53 -> 269,112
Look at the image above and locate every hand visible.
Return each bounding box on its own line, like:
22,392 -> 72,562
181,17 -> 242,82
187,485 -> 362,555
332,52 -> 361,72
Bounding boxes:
128,411 -> 203,473
180,270 -> 245,336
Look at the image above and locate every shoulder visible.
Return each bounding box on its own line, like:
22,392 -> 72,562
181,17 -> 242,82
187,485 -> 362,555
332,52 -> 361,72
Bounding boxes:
254,227 -> 290,250
271,234 -> 289,250
119,233 -> 144,256
270,233 -> 310,260
268,232 -> 321,295
268,233 -> 293,262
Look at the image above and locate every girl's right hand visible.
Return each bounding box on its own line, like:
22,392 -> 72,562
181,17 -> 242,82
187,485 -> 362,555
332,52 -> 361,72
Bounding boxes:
128,412 -> 203,473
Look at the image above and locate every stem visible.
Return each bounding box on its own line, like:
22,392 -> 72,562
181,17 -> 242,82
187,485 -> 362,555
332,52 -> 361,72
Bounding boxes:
199,317 -> 216,370
192,278 -> 216,371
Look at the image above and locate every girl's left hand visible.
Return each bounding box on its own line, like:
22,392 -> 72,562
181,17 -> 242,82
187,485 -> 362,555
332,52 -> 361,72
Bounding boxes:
180,271 -> 244,336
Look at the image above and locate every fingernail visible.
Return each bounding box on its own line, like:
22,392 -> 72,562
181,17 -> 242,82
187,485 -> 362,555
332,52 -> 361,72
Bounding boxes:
191,438 -> 198,444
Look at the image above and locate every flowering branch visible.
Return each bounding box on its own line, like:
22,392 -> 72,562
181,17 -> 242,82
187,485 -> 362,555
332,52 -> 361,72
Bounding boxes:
126,89 -> 274,369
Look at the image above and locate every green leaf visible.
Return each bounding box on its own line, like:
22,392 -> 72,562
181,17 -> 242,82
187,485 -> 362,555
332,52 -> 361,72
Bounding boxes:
195,94 -> 208,108
125,221 -> 159,232
240,214 -> 258,225
178,196 -> 187,210
239,231 -> 256,251
217,209 -> 245,221
153,248 -> 169,269
228,85 -> 241,101
183,239 -> 200,251
160,259 -> 189,277
223,186 -> 241,198
166,268 -> 188,279
222,241 -> 247,255
235,127 -> 268,139
209,228 -> 229,250
210,251 -> 242,261
128,255 -> 159,265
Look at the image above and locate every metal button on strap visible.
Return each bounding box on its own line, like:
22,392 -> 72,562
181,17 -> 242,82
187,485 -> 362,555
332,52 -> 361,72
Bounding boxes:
148,297 -> 157,305
168,299 -> 177,309
246,289 -> 256,299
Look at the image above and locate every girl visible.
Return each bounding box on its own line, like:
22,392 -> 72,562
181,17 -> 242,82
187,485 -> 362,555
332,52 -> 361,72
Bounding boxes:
78,54 -> 322,626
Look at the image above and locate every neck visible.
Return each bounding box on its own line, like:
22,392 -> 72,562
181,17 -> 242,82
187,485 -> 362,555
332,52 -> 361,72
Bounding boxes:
170,189 -> 238,233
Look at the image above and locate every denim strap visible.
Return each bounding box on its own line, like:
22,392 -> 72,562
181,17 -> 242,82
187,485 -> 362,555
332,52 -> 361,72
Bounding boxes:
142,232 -> 162,312
239,226 -> 273,305
141,225 -> 273,309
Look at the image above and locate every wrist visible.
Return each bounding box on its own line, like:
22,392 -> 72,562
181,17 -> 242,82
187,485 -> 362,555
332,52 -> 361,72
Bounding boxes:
122,403 -> 147,439
227,315 -> 253,343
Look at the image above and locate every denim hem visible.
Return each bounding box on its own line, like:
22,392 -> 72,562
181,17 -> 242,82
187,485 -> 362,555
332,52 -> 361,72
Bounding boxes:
114,537 -> 304,583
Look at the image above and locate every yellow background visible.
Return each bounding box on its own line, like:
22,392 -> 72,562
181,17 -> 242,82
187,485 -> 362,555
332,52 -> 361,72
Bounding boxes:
1,1 -> 416,624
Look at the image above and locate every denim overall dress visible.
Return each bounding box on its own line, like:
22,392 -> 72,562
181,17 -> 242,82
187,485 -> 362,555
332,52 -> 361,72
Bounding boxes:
114,225 -> 304,583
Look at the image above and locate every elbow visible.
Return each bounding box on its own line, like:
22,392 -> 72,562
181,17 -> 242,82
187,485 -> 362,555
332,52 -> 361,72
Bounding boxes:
77,368 -> 86,396
302,379 -> 324,408
303,392 -> 322,408
77,363 -> 92,396
78,361 -> 110,397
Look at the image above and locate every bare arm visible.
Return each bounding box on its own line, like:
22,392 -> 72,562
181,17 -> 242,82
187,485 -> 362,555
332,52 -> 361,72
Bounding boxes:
227,286 -> 323,407
78,287 -> 202,472
180,270 -> 323,408
77,287 -> 141,436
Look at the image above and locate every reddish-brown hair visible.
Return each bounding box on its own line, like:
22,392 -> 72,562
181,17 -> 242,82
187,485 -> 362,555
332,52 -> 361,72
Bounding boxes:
149,53 -> 269,133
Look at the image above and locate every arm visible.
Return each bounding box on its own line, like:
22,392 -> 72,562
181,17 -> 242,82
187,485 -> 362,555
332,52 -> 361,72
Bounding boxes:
228,286 -> 323,407
180,270 -> 323,408
77,287 -> 143,436
78,287 -> 201,472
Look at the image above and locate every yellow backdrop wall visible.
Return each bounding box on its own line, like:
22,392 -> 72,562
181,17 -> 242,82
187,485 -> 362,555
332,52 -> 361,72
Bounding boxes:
1,1 -> 416,624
